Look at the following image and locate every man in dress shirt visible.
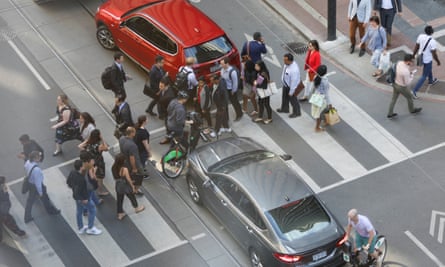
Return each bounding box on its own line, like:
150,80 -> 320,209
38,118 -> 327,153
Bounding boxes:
220,57 -> 243,121
387,54 -> 421,118
277,53 -> 301,118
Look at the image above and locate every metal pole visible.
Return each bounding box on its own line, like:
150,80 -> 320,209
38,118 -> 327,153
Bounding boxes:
327,0 -> 337,41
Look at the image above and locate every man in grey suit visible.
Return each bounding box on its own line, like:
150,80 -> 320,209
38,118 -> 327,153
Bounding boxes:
348,0 -> 371,56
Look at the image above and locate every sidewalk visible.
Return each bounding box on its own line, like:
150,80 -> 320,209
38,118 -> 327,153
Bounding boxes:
262,0 -> 445,101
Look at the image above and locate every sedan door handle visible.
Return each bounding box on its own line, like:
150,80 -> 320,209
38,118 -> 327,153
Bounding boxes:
246,225 -> 253,233
220,199 -> 227,206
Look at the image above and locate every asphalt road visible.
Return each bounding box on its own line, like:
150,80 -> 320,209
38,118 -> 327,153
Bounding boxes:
1,0 -> 445,266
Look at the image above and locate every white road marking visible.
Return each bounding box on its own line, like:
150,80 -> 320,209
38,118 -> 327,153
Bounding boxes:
190,233 -> 206,240
404,231 -> 445,267
269,94 -> 367,180
329,83 -> 412,162
124,240 -> 189,266
7,39 -> 51,90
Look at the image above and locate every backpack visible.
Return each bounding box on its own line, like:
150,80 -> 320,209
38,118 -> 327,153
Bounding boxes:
386,62 -> 397,84
229,66 -> 243,90
174,67 -> 191,91
70,107 -> 80,121
101,66 -> 114,90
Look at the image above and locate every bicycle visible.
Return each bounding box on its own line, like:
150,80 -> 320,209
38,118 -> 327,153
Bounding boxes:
161,112 -> 215,179
343,235 -> 387,267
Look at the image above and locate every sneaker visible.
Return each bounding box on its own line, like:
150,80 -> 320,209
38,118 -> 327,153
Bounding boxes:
387,113 -> 398,119
263,119 -> 272,124
429,78 -> 439,85
78,225 -> 88,234
209,131 -> 217,138
225,128 -> 232,133
411,107 -> 422,114
86,226 -> 102,235
250,111 -> 258,116
254,118 -> 263,123
412,91 -> 418,99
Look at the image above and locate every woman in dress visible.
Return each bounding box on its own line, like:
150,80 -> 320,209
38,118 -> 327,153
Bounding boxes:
79,129 -> 109,196
79,112 -> 96,141
111,153 -> 145,220
253,60 -> 272,124
134,115 -> 151,169
300,40 -> 321,101
51,94 -> 74,156
311,65 -> 332,132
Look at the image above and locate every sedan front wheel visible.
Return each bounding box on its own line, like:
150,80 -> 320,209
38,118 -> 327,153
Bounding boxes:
96,25 -> 116,50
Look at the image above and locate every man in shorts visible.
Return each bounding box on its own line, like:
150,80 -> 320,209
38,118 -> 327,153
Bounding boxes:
346,209 -> 379,262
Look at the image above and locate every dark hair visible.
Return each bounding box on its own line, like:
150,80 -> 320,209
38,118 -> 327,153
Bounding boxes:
86,129 -> 101,145
211,74 -> 220,81
59,94 -> 69,105
404,53 -> 414,62
244,59 -> 255,72
314,65 -> 328,87
284,53 -> 294,62
135,115 -> 147,128
73,159 -> 82,171
255,60 -> 270,81
253,32 -> 262,41
369,16 -> 380,25
114,52 -> 124,60
425,25 -> 434,35
80,112 -> 95,133
155,55 -> 164,63
309,40 -> 320,51
198,75 -> 206,82
29,151 -> 41,162
115,94 -> 126,102
221,57 -> 230,64
79,151 -> 94,163
177,90 -> 189,100
111,153 -> 126,179
0,176 -> 5,185
159,76 -> 171,86
19,134 -> 30,142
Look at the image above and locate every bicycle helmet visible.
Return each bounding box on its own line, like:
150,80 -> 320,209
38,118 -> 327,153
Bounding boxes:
177,90 -> 189,100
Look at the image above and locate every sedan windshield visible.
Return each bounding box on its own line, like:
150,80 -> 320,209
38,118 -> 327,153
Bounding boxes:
184,35 -> 233,63
265,196 -> 331,241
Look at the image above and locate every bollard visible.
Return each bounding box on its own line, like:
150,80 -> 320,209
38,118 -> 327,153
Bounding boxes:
327,0 -> 337,41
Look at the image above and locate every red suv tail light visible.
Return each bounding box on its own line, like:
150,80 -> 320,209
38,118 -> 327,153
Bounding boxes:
273,252 -> 302,263
336,233 -> 348,247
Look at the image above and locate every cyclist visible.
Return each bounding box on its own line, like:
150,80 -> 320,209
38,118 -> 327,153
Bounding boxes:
346,209 -> 379,263
166,91 -> 189,142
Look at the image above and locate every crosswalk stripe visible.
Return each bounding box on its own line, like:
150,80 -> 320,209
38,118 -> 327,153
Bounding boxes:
7,189 -> 65,267
329,83 -> 412,161
269,94 -> 368,180
45,167 -> 130,267
233,113 -> 322,192
101,152 -> 183,251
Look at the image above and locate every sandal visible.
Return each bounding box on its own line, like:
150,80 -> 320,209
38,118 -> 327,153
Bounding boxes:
135,205 -> 145,213
117,213 -> 127,220
315,127 -> 325,132
372,70 -> 383,77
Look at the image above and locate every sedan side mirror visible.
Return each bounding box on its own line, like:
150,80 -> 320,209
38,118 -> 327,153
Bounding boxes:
280,154 -> 292,161
120,21 -> 126,28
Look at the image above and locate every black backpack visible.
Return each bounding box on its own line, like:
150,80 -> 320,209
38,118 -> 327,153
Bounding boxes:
101,66 -> 114,90
174,67 -> 191,91
386,62 -> 397,84
229,66 -> 243,90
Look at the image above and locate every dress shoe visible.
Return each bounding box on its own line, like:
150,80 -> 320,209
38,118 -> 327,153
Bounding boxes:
289,113 -> 300,118
148,111 -> 157,116
358,49 -> 366,57
350,45 -> 355,54
299,97 -> 308,102
52,150 -> 62,156
387,113 -> 398,119
411,108 -> 422,114
277,108 -> 289,113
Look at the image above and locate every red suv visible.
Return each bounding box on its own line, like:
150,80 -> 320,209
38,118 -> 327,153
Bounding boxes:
95,0 -> 240,80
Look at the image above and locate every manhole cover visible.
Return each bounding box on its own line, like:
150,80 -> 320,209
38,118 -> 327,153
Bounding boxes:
283,42 -> 308,55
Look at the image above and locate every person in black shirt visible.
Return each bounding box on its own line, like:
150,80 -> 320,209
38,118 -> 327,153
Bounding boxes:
18,134 -> 44,162
134,115 -> 151,171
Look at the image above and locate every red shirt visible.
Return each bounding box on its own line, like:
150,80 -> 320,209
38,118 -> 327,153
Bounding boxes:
304,50 -> 321,74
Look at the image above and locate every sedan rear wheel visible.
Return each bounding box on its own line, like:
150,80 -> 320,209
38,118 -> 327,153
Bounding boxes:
250,249 -> 264,267
96,25 -> 116,50
187,177 -> 202,205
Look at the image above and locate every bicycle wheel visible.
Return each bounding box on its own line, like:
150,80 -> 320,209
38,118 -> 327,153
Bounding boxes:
375,235 -> 387,267
161,153 -> 185,179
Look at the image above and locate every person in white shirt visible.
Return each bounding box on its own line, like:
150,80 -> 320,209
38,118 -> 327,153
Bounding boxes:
277,53 -> 301,118
411,25 -> 441,98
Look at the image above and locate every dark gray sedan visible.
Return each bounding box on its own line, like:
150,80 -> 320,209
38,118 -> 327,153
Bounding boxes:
186,137 -> 347,267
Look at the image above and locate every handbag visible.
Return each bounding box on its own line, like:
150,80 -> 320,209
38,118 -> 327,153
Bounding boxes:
324,108 -> 341,126
21,165 -> 37,194
115,179 -> 133,194
417,38 -> 431,66
309,92 -> 325,107
268,82 -> 278,94
257,88 -> 272,99
293,80 -> 305,96
143,80 -> 157,98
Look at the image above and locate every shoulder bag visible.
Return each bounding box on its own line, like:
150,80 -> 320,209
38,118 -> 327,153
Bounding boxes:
21,165 -> 37,194
309,92 -> 325,107
417,38 -> 432,66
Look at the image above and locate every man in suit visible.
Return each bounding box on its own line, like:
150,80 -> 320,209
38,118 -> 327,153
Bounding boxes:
110,52 -> 131,97
146,55 -> 166,116
112,94 -> 134,139
158,77 -> 176,144
348,0 -> 371,56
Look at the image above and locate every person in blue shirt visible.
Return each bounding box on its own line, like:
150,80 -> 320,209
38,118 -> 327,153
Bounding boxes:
241,32 -> 267,64
24,151 -> 60,223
